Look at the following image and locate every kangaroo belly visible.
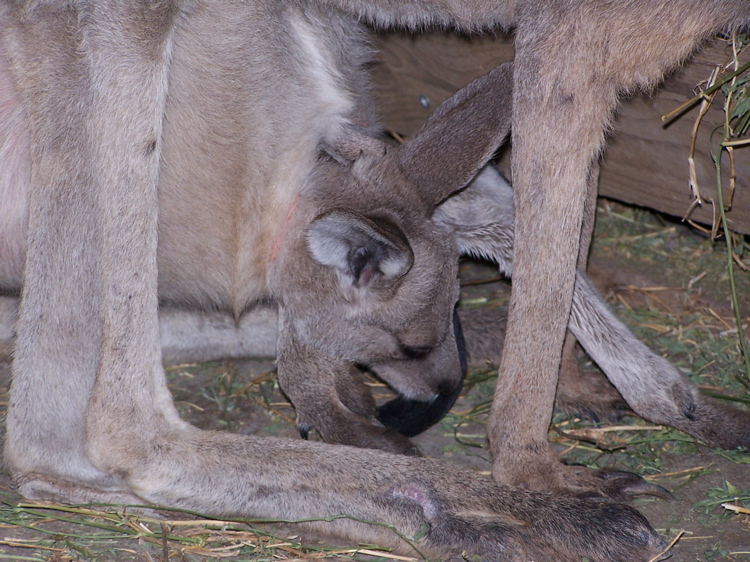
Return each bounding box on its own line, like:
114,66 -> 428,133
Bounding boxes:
0,3 -> 370,313
0,44 -> 30,292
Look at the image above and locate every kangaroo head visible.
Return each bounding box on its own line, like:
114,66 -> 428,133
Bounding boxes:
276,63 -> 513,427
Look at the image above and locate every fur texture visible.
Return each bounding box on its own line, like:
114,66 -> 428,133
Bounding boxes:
1,0 -> 749,559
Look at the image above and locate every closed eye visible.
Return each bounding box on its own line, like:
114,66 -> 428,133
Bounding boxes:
399,344 -> 433,359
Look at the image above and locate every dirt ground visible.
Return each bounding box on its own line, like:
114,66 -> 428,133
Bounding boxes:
0,199 -> 748,561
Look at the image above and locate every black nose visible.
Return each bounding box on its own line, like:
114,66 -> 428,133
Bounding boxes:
377,308 -> 467,438
437,381 -> 458,395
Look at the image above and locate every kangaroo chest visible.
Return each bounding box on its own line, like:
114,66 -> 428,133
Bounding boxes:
155,3 -> 369,314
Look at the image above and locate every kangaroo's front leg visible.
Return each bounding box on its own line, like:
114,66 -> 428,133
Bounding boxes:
569,274 -> 750,451
487,7 -> 621,495
276,308 -> 418,455
2,0 -> 181,496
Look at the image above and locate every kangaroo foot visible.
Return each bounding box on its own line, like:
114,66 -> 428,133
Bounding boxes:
428,461 -> 667,561
493,444 -> 672,500
427,495 -> 666,561
15,453 -> 666,562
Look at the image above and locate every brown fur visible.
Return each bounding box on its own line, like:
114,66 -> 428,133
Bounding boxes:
315,0 -> 749,493
1,0 -> 749,559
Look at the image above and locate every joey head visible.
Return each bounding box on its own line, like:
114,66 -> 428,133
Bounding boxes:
271,63 -> 513,453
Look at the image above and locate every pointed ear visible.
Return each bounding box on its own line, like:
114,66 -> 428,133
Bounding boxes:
398,62 -> 513,207
306,209 -> 414,292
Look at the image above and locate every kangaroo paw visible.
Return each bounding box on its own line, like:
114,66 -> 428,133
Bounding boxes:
578,468 -> 674,501
296,404 -> 420,456
494,445 -> 673,502
557,464 -> 673,501
676,395 -> 750,450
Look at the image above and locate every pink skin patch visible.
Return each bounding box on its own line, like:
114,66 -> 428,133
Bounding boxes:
269,193 -> 301,263
386,484 -> 438,520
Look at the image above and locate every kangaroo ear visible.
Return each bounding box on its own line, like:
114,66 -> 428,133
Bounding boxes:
398,62 -> 513,208
306,209 -> 414,292
324,125 -> 388,164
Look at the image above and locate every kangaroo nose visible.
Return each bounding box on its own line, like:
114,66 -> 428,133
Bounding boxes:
438,380 -> 459,395
376,308 -> 468,437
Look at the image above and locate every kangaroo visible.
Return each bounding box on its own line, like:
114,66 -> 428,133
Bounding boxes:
0,1 -> 747,559
0,4 -> 666,560
303,0 -> 750,494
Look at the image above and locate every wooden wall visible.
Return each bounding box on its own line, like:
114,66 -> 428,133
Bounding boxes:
373,32 -> 750,235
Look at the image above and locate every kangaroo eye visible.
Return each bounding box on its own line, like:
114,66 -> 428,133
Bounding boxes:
399,344 -> 433,359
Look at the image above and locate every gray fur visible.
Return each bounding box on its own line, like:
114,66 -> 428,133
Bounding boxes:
1,0 -> 748,559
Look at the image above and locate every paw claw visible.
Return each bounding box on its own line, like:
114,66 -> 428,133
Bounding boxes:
297,423 -> 311,440
593,468 -> 674,501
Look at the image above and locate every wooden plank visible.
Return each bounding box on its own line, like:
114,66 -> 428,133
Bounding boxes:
373,32 -> 750,235
372,32 -> 513,135
598,48 -> 750,234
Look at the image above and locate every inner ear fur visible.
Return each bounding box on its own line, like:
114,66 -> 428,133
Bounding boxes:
306,209 -> 414,290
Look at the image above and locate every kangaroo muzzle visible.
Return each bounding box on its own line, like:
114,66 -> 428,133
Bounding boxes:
377,308 -> 467,437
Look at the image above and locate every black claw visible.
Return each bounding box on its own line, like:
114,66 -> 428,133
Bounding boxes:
595,468 -> 675,501
297,424 -> 310,440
